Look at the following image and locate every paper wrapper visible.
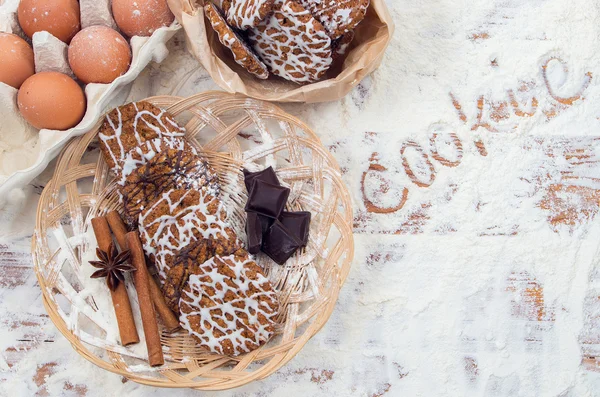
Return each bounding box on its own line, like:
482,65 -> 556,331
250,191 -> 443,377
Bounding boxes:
0,0 -> 180,202
167,0 -> 394,103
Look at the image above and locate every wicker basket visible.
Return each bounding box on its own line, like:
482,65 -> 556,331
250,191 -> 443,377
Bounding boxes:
31,92 -> 354,390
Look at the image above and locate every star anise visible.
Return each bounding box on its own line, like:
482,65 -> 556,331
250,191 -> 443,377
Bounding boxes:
89,242 -> 135,291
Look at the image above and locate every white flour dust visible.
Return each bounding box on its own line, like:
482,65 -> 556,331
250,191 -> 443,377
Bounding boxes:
2,0 -> 600,395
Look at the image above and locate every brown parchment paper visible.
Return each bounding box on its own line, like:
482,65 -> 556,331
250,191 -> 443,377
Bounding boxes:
167,0 -> 394,103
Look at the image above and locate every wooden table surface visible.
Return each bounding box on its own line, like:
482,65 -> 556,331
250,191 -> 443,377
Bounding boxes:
3,0 -> 600,395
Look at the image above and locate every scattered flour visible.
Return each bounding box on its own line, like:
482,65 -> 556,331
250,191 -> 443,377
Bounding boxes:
2,0 -> 600,395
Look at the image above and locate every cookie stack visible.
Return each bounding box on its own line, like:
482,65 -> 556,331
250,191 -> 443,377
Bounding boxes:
205,0 -> 370,84
98,102 -> 280,356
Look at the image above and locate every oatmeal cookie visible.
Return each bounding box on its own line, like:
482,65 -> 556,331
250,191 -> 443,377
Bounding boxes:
119,148 -> 220,227
138,189 -> 232,280
179,251 -> 279,356
247,0 -> 332,83
332,30 -> 355,59
297,0 -> 369,39
221,0 -> 274,30
98,102 -> 186,178
116,137 -> 190,185
204,3 -> 269,79
162,237 -> 243,313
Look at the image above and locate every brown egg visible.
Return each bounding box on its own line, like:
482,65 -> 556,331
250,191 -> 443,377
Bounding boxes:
18,72 -> 86,130
68,26 -> 132,84
112,0 -> 175,37
18,0 -> 80,43
0,33 -> 35,89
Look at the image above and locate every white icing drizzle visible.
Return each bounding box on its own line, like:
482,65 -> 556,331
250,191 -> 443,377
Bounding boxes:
118,137 -> 190,185
131,103 -> 186,143
225,0 -> 272,30
98,103 -> 186,176
179,253 -> 278,356
247,0 -> 333,83
138,189 -> 230,280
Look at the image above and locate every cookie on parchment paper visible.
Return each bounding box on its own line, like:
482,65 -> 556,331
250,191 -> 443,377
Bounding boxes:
247,0 -> 332,84
297,0 -> 369,39
222,0 -> 275,30
98,101 -> 186,178
204,3 -> 269,79
119,148 -> 221,227
179,250 -> 279,356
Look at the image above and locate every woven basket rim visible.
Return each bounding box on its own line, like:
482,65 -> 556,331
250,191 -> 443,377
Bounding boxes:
31,92 -> 354,390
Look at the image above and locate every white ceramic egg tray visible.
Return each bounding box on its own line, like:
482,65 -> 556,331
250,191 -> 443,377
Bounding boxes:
0,0 -> 180,202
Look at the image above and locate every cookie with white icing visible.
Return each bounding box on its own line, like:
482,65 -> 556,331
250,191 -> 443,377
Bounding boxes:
297,0 -> 369,39
204,3 -> 269,79
98,102 -> 186,177
116,137 -> 191,185
119,148 -> 221,227
332,30 -> 354,59
222,0 -> 275,30
138,189 -> 233,281
247,0 -> 333,83
163,239 -> 243,313
179,250 -> 279,356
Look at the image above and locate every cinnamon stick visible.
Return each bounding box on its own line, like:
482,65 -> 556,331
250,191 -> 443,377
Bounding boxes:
90,217 -> 139,346
147,273 -> 181,332
106,210 -> 180,332
126,231 -> 164,367
105,211 -> 130,250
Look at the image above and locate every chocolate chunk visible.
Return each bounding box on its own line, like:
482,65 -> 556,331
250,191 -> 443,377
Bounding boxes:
245,179 -> 289,218
246,212 -> 263,254
259,213 -> 274,234
279,211 -> 311,246
243,167 -> 280,192
262,220 -> 303,265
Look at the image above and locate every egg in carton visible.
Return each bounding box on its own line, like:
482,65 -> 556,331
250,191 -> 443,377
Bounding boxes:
0,0 -> 181,202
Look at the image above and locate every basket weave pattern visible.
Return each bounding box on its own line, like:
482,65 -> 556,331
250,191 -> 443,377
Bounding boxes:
31,92 -> 354,390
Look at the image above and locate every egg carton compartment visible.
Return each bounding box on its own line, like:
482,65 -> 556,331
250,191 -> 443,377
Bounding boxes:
0,0 -> 181,202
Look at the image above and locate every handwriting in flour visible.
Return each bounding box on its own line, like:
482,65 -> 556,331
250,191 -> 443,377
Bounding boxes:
361,130 -> 462,214
451,56 -> 592,136
361,57 -> 592,216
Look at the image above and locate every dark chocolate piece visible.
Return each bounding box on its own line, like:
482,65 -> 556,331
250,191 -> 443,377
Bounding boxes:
259,213 -> 274,234
245,212 -> 273,254
246,212 -> 263,254
279,211 -> 311,246
243,167 -> 280,192
245,179 -> 290,218
262,220 -> 303,265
